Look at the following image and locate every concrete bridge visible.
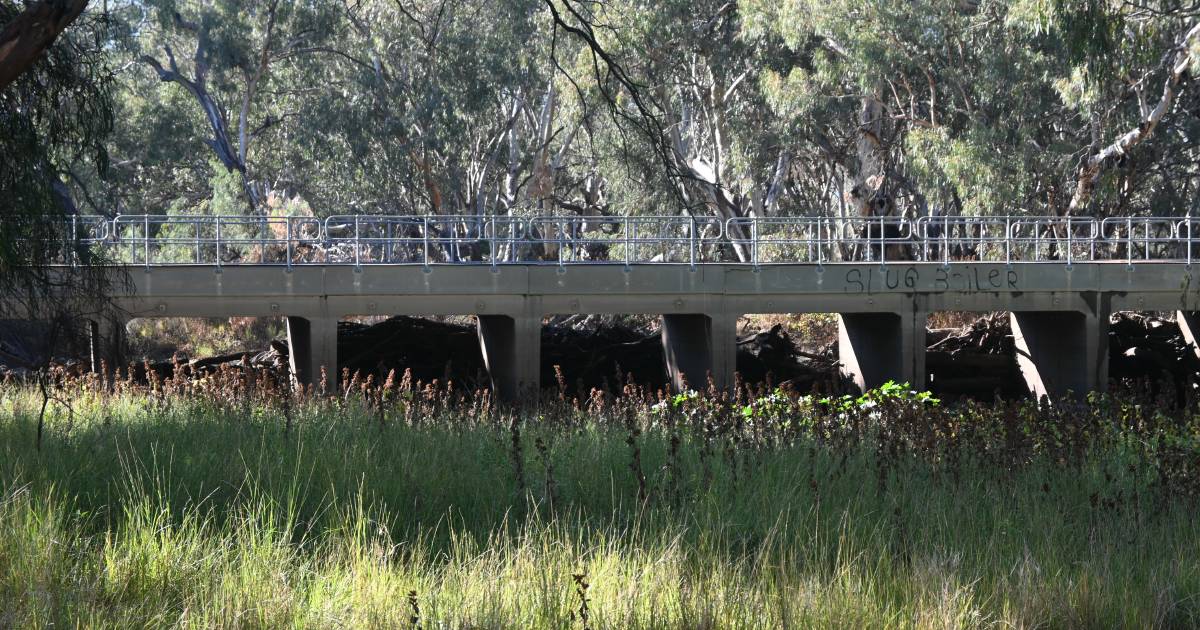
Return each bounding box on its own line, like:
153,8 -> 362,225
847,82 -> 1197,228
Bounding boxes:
39,214 -> 1200,399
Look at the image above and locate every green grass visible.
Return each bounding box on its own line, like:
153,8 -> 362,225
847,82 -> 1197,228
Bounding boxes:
1,379 -> 1199,628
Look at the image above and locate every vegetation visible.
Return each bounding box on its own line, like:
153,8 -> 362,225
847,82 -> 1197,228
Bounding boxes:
1,2 -> 121,323
2,369 -> 1200,627
6,4 -> 1200,625
3,1 -> 1198,227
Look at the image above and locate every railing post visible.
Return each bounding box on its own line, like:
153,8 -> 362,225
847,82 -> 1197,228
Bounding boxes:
1005,216 -> 1012,265
751,215 -> 759,270
215,216 -> 223,271
879,215 -> 887,267
322,217 -> 330,264
353,216 -> 361,271
70,215 -> 80,267
1144,218 -> 1151,261
286,218 -> 294,271
816,216 -> 825,270
942,216 -> 949,267
624,217 -> 631,270
384,220 -> 393,263
66,215 -> 75,267
557,218 -> 566,270
1066,219 -> 1073,267
490,218 -> 498,271
1089,219 -> 1096,261
805,217 -> 814,262
1188,216 -> 1194,268
1031,218 -> 1040,262
1126,217 -> 1133,267
423,217 -> 430,271
689,217 -> 697,271
143,215 -> 151,270
632,220 -> 639,264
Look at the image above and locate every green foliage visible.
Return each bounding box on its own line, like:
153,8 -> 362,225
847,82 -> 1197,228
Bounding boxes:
16,1 -> 1200,225
0,4 -> 125,322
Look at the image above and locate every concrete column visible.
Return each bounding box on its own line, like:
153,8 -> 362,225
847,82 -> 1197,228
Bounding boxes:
88,314 -> 127,374
286,316 -> 339,391
477,314 -> 541,401
1177,311 -> 1200,359
1011,310 -> 1106,399
661,314 -> 737,392
710,313 -> 737,393
838,311 -> 925,392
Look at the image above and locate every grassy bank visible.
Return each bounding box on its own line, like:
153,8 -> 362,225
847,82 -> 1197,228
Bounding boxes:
1,375 -> 1199,628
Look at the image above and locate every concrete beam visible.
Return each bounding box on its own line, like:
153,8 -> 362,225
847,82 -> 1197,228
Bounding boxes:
1011,310 -> 1106,399
286,316 -> 338,391
661,314 -> 737,392
477,314 -> 541,402
838,311 -> 925,392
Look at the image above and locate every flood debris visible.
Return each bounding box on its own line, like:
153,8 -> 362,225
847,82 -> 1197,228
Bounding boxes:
6,312 -> 1200,403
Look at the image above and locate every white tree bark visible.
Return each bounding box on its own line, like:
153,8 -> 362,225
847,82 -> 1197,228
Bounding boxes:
1066,21 -> 1200,216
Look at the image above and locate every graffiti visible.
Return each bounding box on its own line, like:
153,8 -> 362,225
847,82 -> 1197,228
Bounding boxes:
844,265 -> 1019,294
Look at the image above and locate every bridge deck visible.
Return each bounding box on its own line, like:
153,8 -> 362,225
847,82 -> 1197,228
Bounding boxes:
116,262 -> 1200,319
11,261 -> 1199,401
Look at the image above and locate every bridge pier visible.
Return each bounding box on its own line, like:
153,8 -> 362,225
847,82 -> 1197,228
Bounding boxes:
838,311 -> 926,391
1011,310 -> 1107,400
477,314 -> 541,401
661,314 -> 737,392
286,316 -> 339,391
88,314 -> 127,375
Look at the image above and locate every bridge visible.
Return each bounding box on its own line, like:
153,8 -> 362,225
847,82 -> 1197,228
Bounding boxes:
28,214 -> 1200,399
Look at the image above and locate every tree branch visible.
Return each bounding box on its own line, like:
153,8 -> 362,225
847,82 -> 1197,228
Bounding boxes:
0,0 -> 90,90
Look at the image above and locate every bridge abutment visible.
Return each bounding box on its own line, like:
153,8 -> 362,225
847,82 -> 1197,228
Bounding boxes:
286,316 -> 339,391
477,314 -> 541,401
838,311 -> 926,391
661,313 -> 737,392
1011,309 -> 1107,400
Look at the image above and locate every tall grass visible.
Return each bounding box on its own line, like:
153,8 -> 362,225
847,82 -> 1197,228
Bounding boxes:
1,372 -> 1199,628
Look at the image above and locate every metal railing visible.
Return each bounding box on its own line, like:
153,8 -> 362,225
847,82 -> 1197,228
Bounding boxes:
31,214 -> 1200,267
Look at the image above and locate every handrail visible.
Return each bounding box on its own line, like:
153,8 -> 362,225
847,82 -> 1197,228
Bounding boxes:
23,213 -> 1200,266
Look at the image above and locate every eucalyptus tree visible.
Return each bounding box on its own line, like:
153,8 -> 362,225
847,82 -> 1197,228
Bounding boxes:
131,0 -> 345,213
743,0 -> 1200,219
92,0 -> 1200,236
546,0 -> 1200,230
545,0 -> 808,261
303,0 -> 617,259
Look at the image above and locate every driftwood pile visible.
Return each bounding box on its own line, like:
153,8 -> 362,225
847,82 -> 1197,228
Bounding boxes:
127,341 -> 291,383
10,312 -> 1200,403
339,318 -> 485,384
925,311 -> 1200,403
1108,312 -> 1200,406
926,313 -> 1025,398
110,316 -> 843,395
736,324 -> 843,393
